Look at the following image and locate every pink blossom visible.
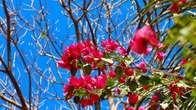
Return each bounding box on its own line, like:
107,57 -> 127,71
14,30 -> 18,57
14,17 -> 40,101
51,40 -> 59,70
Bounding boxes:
170,3 -> 180,13
127,106 -> 135,110
117,46 -> 127,56
138,106 -> 145,110
83,55 -> 94,63
109,70 -> 116,78
143,86 -> 149,90
101,39 -> 119,52
69,76 -> 83,89
114,87 -> 121,94
137,61 -> 147,73
180,58 -> 187,65
151,95 -> 159,102
119,76 -> 126,83
125,68 -> 134,76
130,25 -> 160,55
128,93 -> 139,104
156,51 -> 165,61
96,74 -> 107,89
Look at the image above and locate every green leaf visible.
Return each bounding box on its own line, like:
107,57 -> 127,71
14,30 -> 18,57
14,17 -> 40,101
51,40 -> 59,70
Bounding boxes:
114,66 -> 124,80
106,78 -> 115,87
82,64 -> 92,75
40,32 -> 46,38
138,75 -> 150,86
191,88 -> 196,97
151,77 -> 161,84
128,80 -> 138,91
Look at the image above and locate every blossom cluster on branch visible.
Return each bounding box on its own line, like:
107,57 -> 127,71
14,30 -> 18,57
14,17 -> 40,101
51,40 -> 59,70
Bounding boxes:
58,25 -> 191,109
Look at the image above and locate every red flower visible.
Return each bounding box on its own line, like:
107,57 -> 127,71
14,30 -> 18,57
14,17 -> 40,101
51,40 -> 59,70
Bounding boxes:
170,3 -> 180,13
138,106 -> 145,110
180,58 -> 187,65
83,55 -> 94,63
180,0 -> 187,3
128,93 -> 139,104
130,25 -> 160,55
127,106 -> 135,110
63,85 -> 73,99
82,75 -> 96,92
151,95 -> 159,102
143,86 -> 149,90
90,94 -> 99,104
114,87 -> 121,94
137,61 -> 147,73
119,76 -> 126,83
91,50 -> 103,59
170,0 -> 187,13
63,84 -> 72,95
69,76 -> 83,89
96,74 -> 107,89
117,46 -> 127,56
125,68 -> 134,76
101,39 -> 119,52
81,98 -> 90,107
130,36 -> 148,54
109,70 -> 116,78
156,51 -> 165,61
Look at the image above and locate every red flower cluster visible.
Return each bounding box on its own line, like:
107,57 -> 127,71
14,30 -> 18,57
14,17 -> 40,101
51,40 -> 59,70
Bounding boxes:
81,94 -> 99,107
156,51 -> 165,62
102,39 -> 119,52
151,95 -> 159,102
58,39 -> 104,71
128,93 -> 139,104
180,58 -> 187,65
118,67 -> 135,83
168,80 -> 186,101
130,25 -> 161,55
63,74 -> 107,106
170,0 -> 187,13
102,39 -> 128,56
137,61 -> 147,73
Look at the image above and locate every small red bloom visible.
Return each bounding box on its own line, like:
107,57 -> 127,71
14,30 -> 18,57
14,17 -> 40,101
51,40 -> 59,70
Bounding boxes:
180,58 -> 187,65
170,3 -> 180,13
170,0 -> 187,13
92,50 -> 103,59
101,39 -> 119,52
143,86 -> 149,90
130,25 -> 160,55
137,61 -> 147,73
117,46 -> 127,56
180,0 -> 187,3
151,95 -> 159,102
125,68 -> 134,76
119,76 -> 126,83
156,51 -> 165,61
69,76 -> 83,89
96,74 -> 107,89
128,93 -> 139,104
81,98 -> 90,107
138,106 -> 145,110
83,55 -> 94,63
63,85 -> 73,99
114,87 -> 121,94
63,84 -> 71,95
90,94 -> 99,104
109,70 -> 116,78
127,106 -> 135,110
